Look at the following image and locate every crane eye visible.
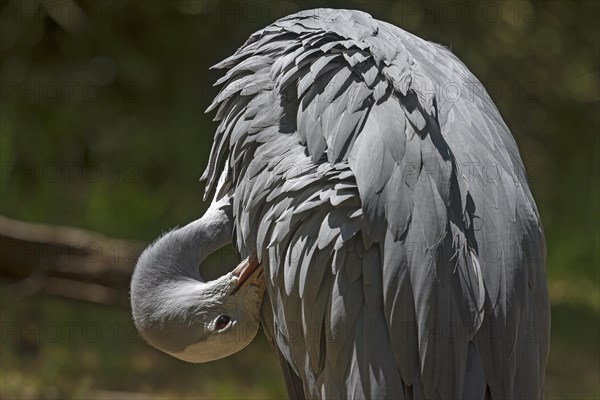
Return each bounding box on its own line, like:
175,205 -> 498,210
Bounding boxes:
215,315 -> 231,330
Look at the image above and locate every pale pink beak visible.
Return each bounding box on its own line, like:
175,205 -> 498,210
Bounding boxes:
231,254 -> 261,294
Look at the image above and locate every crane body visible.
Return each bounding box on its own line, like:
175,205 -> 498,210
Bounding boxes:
131,9 -> 549,399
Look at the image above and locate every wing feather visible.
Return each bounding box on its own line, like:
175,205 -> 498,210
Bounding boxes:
204,8 -> 548,399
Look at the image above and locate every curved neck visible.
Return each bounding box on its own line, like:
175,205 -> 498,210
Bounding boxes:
162,198 -> 233,282
130,195 -> 233,349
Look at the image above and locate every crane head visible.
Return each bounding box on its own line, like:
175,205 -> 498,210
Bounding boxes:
130,196 -> 266,363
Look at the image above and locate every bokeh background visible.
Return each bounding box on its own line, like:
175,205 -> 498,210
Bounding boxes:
1,0 -> 598,398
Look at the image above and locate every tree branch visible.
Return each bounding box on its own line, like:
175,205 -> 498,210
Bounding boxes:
0,215 -> 145,306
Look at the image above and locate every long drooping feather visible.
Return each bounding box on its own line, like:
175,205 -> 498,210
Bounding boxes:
204,8 -> 549,399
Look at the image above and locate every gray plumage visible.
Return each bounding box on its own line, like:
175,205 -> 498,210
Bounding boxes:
129,8 -> 549,400
202,8 -> 549,399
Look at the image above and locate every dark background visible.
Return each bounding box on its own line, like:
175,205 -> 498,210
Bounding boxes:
1,0 -> 598,398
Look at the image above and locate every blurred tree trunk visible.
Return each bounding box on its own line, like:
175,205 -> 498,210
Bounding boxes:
0,215 -> 145,306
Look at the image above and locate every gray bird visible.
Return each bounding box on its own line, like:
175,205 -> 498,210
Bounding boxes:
131,8 -> 550,399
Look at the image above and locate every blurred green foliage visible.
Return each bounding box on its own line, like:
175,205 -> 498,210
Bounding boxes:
1,0 -> 598,398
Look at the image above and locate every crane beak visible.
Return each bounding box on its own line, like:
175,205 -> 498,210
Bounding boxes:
231,254 -> 261,294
